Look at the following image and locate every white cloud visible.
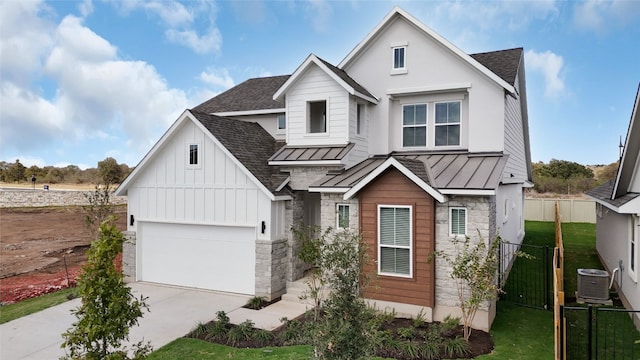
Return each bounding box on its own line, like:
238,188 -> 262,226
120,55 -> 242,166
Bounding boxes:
306,0 -> 333,33
573,0 -> 640,34
165,27 -> 222,54
199,68 -> 235,90
525,49 -> 566,98
0,8 -> 193,165
0,0 -> 55,86
109,0 -> 221,54
78,0 -> 94,17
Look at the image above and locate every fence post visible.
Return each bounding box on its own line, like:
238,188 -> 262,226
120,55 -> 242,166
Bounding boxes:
559,304 -> 565,360
587,304 -> 593,360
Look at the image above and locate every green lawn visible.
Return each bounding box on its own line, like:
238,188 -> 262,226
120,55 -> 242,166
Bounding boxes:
0,287 -> 78,324
147,339 -> 313,360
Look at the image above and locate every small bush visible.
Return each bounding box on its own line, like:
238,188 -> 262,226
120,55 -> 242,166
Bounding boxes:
245,296 -> 266,310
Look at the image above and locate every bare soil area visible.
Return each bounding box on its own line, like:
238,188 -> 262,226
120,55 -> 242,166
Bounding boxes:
0,206 -> 126,303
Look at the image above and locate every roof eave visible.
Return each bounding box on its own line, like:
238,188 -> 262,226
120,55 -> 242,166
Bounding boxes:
612,83 -> 640,199
343,157 -> 446,202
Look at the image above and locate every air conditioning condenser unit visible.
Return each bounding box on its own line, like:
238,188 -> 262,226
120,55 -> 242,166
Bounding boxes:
577,268 -> 609,300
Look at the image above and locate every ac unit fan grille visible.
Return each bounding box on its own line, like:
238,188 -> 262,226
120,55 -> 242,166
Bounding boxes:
577,269 -> 609,300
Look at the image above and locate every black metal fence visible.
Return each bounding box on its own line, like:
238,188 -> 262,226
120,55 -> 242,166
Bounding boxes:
561,304 -> 640,360
499,241 -> 553,310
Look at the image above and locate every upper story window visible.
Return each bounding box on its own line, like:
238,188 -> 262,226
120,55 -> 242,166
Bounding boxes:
402,104 -> 427,147
187,143 -> 200,168
356,103 -> 364,135
435,101 -> 461,146
277,114 -> 286,130
391,42 -> 408,75
308,100 -> 327,133
393,46 -> 406,69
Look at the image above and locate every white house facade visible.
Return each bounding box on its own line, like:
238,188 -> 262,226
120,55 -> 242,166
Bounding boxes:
116,7 -> 532,331
587,84 -> 640,329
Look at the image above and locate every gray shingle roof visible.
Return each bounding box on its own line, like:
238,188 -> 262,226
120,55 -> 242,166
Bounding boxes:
470,48 -> 523,86
192,49 -> 520,114
190,111 -> 287,193
586,180 -> 640,208
311,152 -> 507,191
192,75 -> 290,114
316,57 -> 375,99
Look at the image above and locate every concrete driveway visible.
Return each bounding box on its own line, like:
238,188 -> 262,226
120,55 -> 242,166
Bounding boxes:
1,282 -> 249,359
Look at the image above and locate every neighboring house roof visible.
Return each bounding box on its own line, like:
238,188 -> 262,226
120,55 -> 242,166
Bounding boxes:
470,48 -> 522,86
193,75 -> 290,114
269,143 -> 355,165
273,54 -> 378,104
613,83 -> 640,199
115,110 -> 289,199
338,6 -> 516,94
310,152 -> 507,198
586,83 -> 640,212
586,181 -> 640,209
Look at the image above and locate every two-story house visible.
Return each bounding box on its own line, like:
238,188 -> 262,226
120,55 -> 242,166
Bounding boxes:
115,7 -> 531,331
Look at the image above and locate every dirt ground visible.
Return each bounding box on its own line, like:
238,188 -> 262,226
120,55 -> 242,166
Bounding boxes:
0,206 -> 126,303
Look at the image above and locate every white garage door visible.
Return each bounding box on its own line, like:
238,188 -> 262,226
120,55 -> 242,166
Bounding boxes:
138,222 -> 256,295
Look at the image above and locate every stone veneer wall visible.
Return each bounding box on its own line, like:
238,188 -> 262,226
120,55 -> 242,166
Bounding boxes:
255,238 -> 288,300
122,231 -> 136,282
285,192 -> 307,282
433,195 -> 497,330
0,189 -> 127,208
320,193 -> 359,233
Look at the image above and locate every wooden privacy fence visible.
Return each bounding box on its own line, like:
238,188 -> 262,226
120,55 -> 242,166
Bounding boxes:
554,201 -> 565,360
525,198 -> 595,223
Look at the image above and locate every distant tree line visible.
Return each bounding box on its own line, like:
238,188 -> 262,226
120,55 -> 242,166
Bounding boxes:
0,157 -> 132,185
532,159 -> 619,195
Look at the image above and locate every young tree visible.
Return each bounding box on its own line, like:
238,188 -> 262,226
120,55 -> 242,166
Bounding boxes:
61,219 -> 151,359
83,184 -> 115,240
98,157 -> 124,185
293,225 -> 375,359
432,233 -> 502,341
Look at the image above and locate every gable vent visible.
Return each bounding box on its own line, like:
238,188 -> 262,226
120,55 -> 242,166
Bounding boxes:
577,269 -> 609,300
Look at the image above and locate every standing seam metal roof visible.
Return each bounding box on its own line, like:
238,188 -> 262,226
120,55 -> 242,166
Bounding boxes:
310,152 -> 507,191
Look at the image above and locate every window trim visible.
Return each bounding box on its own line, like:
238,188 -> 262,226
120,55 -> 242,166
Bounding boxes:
630,215 -> 638,282
277,114 -> 286,131
336,204 -> 350,230
377,205 -> 413,278
434,101 -> 462,147
402,103 -> 428,148
391,42 -> 409,75
356,103 -> 364,136
449,207 -> 467,237
187,142 -> 201,169
307,100 -> 328,134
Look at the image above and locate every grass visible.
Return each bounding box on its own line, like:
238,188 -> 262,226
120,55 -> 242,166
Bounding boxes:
0,287 -> 78,324
478,302 -> 554,360
147,339 -> 313,359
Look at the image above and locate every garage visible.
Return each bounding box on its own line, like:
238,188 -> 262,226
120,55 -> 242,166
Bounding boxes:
137,222 -> 256,295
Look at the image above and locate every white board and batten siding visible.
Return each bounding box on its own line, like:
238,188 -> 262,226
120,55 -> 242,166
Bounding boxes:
286,64 -> 350,147
126,119 -> 277,295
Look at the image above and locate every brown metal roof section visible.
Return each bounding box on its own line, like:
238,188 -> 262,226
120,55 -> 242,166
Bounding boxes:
269,143 -> 355,162
311,152 -> 507,191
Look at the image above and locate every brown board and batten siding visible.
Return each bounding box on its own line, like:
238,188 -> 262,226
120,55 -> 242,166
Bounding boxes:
359,168 -> 435,307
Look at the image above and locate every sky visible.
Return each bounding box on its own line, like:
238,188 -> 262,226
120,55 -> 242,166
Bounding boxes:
1,0 -> 639,170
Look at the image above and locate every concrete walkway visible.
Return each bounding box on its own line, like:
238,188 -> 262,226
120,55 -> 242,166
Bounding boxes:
1,282 -> 308,359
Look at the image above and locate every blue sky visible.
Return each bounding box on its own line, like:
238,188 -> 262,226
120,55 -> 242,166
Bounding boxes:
1,0 -> 639,170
